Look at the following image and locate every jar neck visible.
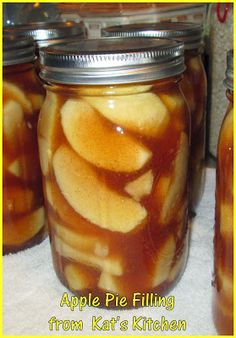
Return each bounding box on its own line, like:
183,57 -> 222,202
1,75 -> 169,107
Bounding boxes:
44,74 -> 183,95
3,62 -> 35,75
185,46 -> 203,58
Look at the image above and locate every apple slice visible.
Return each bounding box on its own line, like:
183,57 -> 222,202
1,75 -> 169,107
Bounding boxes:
159,93 -> 184,113
54,235 -> 123,276
159,93 -> 186,132
45,181 -> 54,206
3,186 -> 34,215
124,170 -> 154,201
76,84 -> 152,96
53,145 -> 147,233
154,132 -> 189,224
189,56 -> 201,72
98,272 -> 120,293
8,153 -> 41,183
151,235 -> 176,287
65,263 -> 98,291
175,199 -> 188,238
155,175 -> 171,202
180,74 -> 196,114
53,222 -> 109,257
215,296 -> 233,319
3,100 -> 24,142
38,91 -> 59,140
3,207 -> 45,245
61,99 -> 151,172
27,93 -> 44,112
98,272 -> 145,298
7,155 -> 41,181
3,81 -> 32,113
7,159 -> 22,177
38,137 -> 51,176
83,92 -> 169,137
220,202 -> 233,238
217,265 -> 233,301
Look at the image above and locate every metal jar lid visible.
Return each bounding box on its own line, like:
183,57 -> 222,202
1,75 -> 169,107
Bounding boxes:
102,22 -> 203,50
224,50 -> 233,91
4,21 -> 86,48
39,37 -> 185,85
3,35 -> 35,66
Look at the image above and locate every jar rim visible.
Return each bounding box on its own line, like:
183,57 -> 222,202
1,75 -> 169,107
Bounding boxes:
3,35 -> 35,66
39,37 -> 186,85
4,21 -> 86,48
101,22 -> 204,50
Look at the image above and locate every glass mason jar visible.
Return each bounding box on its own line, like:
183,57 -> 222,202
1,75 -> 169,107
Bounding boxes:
39,38 -> 190,307
4,21 -> 86,72
102,22 -> 207,214
212,50 -> 233,335
3,36 -> 46,254
206,3 -> 233,158
4,21 -> 86,49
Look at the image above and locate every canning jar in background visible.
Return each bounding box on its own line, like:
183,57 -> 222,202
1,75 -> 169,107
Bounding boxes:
58,3 -> 207,38
4,21 -> 86,70
212,50 -> 233,335
102,22 -> 207,215
3,36 -> 46,254
205,3 -> 233,158
38,37 -> 190,307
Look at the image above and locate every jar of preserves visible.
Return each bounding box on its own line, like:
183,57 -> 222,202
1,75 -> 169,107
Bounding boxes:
4,21 -> 86,50
212,50 -> 233,335
206,3 -> 233,158
4,21 -> 86,74
39,37 -> 190,307
3,35 -> 46,254
102,22 -> 207,214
